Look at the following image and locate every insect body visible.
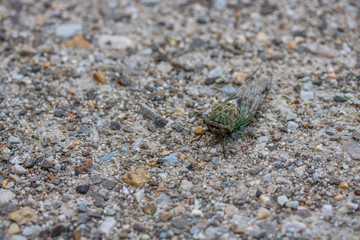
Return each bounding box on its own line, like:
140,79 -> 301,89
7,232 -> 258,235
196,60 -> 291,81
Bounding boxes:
204,68 -> 272,136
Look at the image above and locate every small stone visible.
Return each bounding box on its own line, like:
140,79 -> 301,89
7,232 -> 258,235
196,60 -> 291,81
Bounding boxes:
236,72 -> 247,84
76,185 -> 90,194
8,223 -> 20,235
109,121 -> 121,130
287,121 -> 299,131
334,96 -> 347,103
8,207 -> 38,225
205,78 -> 215,85
160,212 -> 174,222
65,35 -> 90,49
12,164 -> 26,175
139,0 -> 159,5
123,169 -> 150,188
208,66 -> 222,78
23,225 -> 41,236
93,72 -> 106,84
282,221 -> 306,233
159,154 -> 178,164
98,217 -> 116,236
78,213 -> 89,224
180,180 -> 193,191
133,222 -> 145,232
171,217 -> 188,229
222,86 -> 237,97
339,181 -> 349,190
300,91 -> 314,101
211,157 -> 219,164
173,122 -> 184,132
285,201 -> 299,210
248,166 -> 264,175
139,104 -> 158,120
302,81 -> 313,91
156,194 -> 172,204
135,189 -> 145,203
322,204 -> 333,217
213,0 -> 227,11
329,177 -> 340,185
154,118 -> 167,128
329,106 -> 338,116
94,196 -> 105,207
286,112 -> 297,121
90,175 -> 103,185
142,204 -> 157,215
8,136 -> 21,144
99,151 -> 117,163
98,35 -> 134,49
352,132 -> 360,141
56,24 -> 82,38
334,194 -> 343,201
78,124 -> 91,134
205,227 -> 218,238
102,179 -> 116,190
194,128 -> 205,135
191,209 -> 203,217
39,158 -> 54,169
257,207 -> 271,219
277,195 -> 289,206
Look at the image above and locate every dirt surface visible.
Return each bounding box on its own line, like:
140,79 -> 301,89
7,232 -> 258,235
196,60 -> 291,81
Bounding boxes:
0,0 -> 360,239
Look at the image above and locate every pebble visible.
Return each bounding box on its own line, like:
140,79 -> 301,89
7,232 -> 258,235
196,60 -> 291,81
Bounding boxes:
102,179 -> 117,190
110,121 -> 121,130
352,132 -> 360,141
222,86 -> 237,97
191,209 -> 203,217
211,157 -> 219,164
98,35 -> 134,49
285,201 -> 299,210
99,151 -> 117,163
322,204 -> 333,217
302,81 -> 313,91
205,227 -> 218,238
282,220 -> 306,233
133,222 -> 145,232
329,106 -> 338,115
8,207 -> 38,225
159,154 -> 178,164
277,195 -> 289,206
333,96 -> 347,103
139,103 -> 158,120
171,217 -> 188,229
56,24 -> 82,38
156,194 -> 172,205
180,180 -> 193,191
8,223 -> 21,235
248,166 -> 264,175
143,204 -> 157,215
8,136 -> 21,144
286,112 -> 297,121
213,0 -> 227,11
173,122 -> 185,132
98,217 -> 116,236
122,168 -> 150,188
160,212 -> 174,222
90,175 -> 103,185
12,164 -> 26,175
76,185 -> 90,194
135,189 -> 145,203
287,121 -> 299,131
140,0 -> 159,5
10,236 -> 27,240
257,207 -> 271,219
300,90 -> 314,101
22,225 -> 41,236
208,66 -> 223,78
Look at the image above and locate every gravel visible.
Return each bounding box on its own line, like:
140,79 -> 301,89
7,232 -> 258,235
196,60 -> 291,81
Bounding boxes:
0,0 -> 359,239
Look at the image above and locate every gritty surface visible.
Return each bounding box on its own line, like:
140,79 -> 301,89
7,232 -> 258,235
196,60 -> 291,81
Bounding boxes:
0,0 -> 360,239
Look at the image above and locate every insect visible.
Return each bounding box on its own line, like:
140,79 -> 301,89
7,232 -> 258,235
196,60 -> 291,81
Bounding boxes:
203,67 -> 272,153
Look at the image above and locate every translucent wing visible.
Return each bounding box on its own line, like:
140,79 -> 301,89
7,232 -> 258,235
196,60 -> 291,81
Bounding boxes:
227,69 -> 272,126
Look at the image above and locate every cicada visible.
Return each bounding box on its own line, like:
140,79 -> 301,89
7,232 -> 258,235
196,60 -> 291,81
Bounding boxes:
204,67 -> 272,136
